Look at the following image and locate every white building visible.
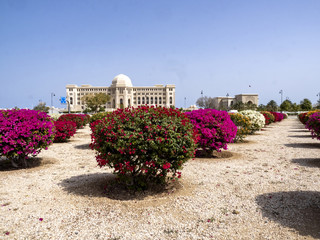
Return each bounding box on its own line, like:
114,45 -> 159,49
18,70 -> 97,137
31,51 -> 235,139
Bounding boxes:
66,74 -> 176,112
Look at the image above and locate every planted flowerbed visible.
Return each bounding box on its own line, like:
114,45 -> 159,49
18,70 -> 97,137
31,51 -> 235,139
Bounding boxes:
298,110 -> 320,140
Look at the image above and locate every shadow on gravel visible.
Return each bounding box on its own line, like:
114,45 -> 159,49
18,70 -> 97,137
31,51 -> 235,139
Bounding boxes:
289,130 -> 309,133
285,143 -> 320,149
74,143 -> 91,150
0,157 -> 55,171
292,158 -> 320,168
256,191 -> 320,239
60,173 -> 183,201
288,135 -> 312,138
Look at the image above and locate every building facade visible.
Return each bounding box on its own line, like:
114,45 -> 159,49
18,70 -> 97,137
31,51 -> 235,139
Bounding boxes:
213,94 -> 259,110
66,74 -> 176,112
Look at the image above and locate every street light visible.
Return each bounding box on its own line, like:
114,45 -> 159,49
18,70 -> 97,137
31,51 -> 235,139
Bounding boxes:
184,97 -> 186,109
279,90 -> 283,105
51,93 -> 55,114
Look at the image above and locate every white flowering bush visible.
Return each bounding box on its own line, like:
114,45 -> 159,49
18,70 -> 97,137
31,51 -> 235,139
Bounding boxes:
239,110 -> 265,133
49,113 -> 62,121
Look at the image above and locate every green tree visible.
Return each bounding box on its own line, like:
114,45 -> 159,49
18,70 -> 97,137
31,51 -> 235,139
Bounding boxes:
231,101 -> 257,111
196,96 -> 215,109
299,98 -> 312,111
280,99 -> 293,111
266,100 -> 278,112
291,103 -> 301,112
81,93 -> 110,113
257,104 -> 266,111
33,102 -> 49,113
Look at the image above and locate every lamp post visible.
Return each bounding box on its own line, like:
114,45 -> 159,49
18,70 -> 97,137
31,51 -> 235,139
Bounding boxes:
279,90 -> 283,105
317,92 -> 320,102
226,93 -> 229,110
51,92 -> 55,114
184,97 -> 186,109
201,90 -> 203,98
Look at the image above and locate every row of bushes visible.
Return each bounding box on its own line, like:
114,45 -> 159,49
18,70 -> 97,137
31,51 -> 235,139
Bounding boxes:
1,107 -> 287,190
229,110 -> 287,142
298,110 -> 320,140
0,111 -> 90,167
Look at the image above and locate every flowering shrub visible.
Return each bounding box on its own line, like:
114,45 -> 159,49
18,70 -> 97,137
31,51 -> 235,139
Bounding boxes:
89,112 -> 110,124
185,109 -> 237,156
57,114 -> 88,129
90,106 -> 197,190
79,114 -> 90,125
260,111 -> 275,125
229,113 -> 251,142
239,110 -> 265,133
298,112 -> 308,124
0,109 -> 55,168
299,110 -> 320,125
53,121 -> 77,142
271,112 -> 284,122
305,112 -> 320,140
49,113 -> 62,121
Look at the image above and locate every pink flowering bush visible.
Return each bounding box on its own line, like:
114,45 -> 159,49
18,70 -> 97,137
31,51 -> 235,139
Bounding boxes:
57,114 -> 89,129
185,109 -> 237,157
0,109 -> 55,168
53,121 -> 77,142
271,112 -> 285,122
90,106 -> 197,190
305,112 -> 320,140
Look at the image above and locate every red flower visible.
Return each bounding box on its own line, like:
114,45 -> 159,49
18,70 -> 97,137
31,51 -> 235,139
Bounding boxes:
163,162 -> 171,169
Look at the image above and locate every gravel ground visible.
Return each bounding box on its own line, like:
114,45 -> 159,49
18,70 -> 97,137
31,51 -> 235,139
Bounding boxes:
1,117 -> 319,240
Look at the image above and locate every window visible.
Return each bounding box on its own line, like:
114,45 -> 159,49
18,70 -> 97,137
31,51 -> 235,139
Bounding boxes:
138,97 -> 141,104
159,97 -> 162,104
142,97 -> 145,104
70,97 -> 73,105
155,97 -> 157,104
146,97 -> 149,104
69,88 -> 73,91
151,97 -> 153,104
170,97 -> 172,104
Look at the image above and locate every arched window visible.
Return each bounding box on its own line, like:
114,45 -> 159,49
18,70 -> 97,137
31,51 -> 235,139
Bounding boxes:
170,97 -> 172,104
146,97 -> 149,104
151,97 -> 153,104
128,99 -> 131,107
70,97 -> 73,105
155,97 -> 158,104
142,97 -> 145,104
159,97 -> 162,104
138,97 -> 141,105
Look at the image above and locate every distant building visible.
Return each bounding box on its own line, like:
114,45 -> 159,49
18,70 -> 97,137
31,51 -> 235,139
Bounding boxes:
213,94 -> 259,110
66,74 -> 175,112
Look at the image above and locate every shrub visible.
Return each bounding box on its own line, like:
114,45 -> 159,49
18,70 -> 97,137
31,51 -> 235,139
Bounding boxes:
49,113 -> 62,121
306,112 -> 320,139
57,114 -> 87,129
260,111 -> 275,125
89,112 -> 110,124
53,121 -> 77,142
79,114 -> 90,125
305,112 -> 320,140
90,106 -> 197,190
0,109 -> 55,168
298,112 -> 308,124
185,109 -> 237,156
229,113 -> 252,142
239,110 -> 265,133
271,112 -> 284,122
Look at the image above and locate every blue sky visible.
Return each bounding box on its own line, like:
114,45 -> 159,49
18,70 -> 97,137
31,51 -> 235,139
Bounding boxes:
1,0 -> 320,109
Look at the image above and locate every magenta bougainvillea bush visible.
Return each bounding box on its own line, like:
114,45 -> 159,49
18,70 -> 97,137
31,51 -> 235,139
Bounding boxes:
305,112 -> 320,140
185,109 -> 237,157
90,106 -> 198,189
57,114 -> 89,129
270,112 -> 285,122
53,121 -> 77,142
0,109 -> 55,168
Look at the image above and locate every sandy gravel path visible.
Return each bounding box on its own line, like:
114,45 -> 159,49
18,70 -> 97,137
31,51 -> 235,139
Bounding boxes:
1,117 -> 319,239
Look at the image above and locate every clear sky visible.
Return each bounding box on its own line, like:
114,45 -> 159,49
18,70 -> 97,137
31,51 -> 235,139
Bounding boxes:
1,0 -> 320,109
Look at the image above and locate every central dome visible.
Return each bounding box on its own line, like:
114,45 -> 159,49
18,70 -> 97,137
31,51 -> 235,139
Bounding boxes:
110,74 -> 133,88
